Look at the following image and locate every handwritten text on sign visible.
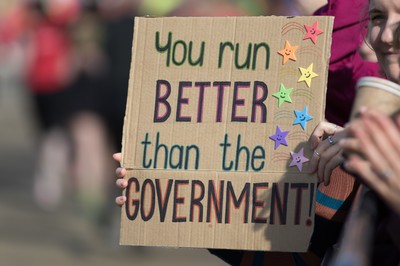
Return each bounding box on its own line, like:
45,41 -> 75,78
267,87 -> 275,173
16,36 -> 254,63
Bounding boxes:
120,16 -> 333,251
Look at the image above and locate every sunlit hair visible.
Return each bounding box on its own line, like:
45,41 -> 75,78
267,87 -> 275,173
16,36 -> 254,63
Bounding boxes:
360,1 -> 374,51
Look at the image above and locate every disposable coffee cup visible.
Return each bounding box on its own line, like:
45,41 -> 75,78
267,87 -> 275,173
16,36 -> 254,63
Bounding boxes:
350,76 -> 400,119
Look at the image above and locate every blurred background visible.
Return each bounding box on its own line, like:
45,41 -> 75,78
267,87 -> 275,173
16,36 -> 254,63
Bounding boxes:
0,0 -> 326,265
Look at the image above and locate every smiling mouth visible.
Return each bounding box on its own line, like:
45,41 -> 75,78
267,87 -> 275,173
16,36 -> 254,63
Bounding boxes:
382,50 -> 400,56
382,53 -> 400,61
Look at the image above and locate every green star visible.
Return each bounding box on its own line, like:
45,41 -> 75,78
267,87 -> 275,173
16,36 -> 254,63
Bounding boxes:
273,83 -> 293,107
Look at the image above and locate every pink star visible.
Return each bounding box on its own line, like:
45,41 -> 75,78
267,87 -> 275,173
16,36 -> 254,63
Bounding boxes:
303,21 -> 323,44
289,147 -> 309,172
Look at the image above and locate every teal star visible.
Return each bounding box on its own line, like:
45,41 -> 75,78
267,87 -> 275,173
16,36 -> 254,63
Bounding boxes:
272,83 -> 293,107
293,106 -> 313,130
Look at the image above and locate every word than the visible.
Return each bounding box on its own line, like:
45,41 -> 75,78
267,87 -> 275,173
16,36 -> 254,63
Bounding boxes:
140,132 -> 265,172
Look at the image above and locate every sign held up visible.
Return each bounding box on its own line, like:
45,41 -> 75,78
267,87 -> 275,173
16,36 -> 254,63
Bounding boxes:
120,16 -> 333,251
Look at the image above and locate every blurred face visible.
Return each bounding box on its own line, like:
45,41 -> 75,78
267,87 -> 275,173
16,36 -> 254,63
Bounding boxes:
368,0 -> 400,83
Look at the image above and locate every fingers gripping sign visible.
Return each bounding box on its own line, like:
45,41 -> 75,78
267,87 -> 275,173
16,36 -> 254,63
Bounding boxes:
309,121 -> 345,185
113,153 -> 128,207
309,121 -> 340,150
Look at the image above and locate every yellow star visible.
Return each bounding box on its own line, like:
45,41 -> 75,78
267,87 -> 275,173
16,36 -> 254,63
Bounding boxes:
298,63 -> 318,87
277,40 -> 298,64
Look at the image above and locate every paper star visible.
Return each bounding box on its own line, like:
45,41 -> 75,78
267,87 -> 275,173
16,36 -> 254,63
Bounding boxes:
298,63 -> 318,87
277,40 -> 299,64
273,83 -> 293,107
293,106 -> 313,130
303,21 -> 323,44
289,147 -> 309,171
269,126 -> 289,150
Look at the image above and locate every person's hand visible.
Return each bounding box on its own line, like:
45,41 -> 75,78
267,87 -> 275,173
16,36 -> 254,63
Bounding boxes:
339,109 -> 400,215
113,153 -> 128,207
308,120 -> 346,185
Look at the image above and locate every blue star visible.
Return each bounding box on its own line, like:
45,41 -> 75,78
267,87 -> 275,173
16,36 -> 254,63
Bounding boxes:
293,106 -> 313,130
289,147 -> 309,171
269,126 -> 289,150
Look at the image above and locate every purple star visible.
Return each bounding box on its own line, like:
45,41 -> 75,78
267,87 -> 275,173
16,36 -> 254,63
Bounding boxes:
269,126 -> 289,150
289,147 -> 309,172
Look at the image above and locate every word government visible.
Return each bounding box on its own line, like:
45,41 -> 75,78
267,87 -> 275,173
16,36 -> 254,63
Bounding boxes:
125,177 -> 313,226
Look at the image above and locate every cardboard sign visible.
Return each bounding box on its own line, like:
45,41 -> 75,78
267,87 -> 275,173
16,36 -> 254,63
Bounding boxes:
120,16 -> 333,252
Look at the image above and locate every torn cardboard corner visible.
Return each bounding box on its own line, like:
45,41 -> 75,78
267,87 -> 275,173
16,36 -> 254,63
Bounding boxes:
120,16 -> 334,252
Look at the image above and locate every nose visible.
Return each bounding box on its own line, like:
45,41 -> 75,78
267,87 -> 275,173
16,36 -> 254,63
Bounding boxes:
381,21 -> 400,48
380,22 -> 394,45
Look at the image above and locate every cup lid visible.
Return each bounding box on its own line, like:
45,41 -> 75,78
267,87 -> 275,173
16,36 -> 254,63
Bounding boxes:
357,77 -> 400,97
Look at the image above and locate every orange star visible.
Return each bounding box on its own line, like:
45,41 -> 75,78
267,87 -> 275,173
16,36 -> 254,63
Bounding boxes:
303,21 -> 323,44
277,40 -> 299,64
